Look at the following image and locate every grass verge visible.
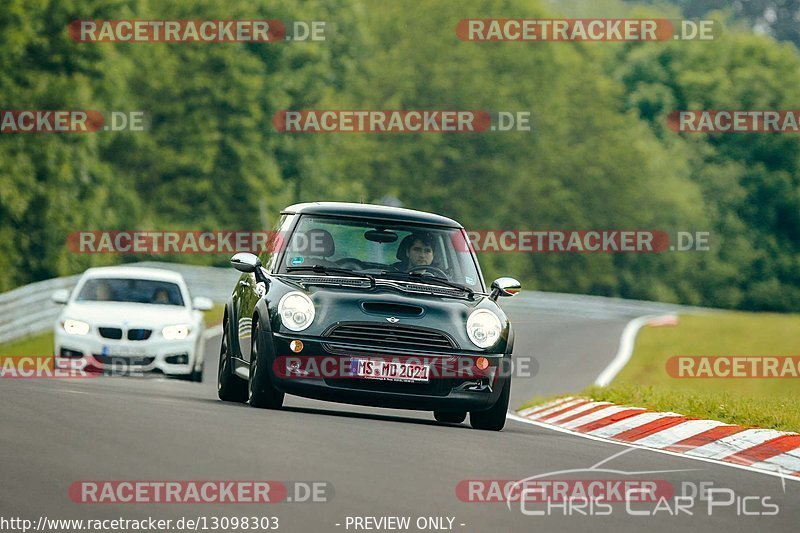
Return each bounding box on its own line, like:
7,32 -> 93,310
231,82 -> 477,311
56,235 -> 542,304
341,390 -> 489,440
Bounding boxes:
521,312 -> 800,433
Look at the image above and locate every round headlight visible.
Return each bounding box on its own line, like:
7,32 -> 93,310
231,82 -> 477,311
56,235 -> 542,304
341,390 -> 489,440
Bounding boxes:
278,291 -> 315,332
466,309 -> 502,349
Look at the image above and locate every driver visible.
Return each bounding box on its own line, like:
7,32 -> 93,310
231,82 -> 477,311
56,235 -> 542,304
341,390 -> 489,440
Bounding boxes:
395,232 -> 436,272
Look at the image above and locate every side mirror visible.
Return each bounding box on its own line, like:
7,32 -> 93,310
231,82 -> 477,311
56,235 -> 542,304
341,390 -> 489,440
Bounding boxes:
52,289 -> 70,305
192,296 -> 213,311
231,252 -> 262,273
490,277 -> 521,301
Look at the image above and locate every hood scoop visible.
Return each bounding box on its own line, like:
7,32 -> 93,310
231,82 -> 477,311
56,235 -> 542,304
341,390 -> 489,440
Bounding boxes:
361,302 -> 424,317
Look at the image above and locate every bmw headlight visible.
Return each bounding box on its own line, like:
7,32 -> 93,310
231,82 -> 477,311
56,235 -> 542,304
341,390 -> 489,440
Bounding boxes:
278,291 -> 315,332
466,309 -> 502,348
63,319 -> 90,336
162,324 -> 190,340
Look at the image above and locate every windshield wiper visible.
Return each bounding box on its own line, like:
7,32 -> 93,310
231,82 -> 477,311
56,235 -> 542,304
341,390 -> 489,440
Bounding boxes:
285,265 -> 375,287
375,271 -> 474,297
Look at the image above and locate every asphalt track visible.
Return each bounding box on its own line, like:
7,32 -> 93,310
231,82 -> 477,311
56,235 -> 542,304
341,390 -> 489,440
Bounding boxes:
1,294 -> 797,532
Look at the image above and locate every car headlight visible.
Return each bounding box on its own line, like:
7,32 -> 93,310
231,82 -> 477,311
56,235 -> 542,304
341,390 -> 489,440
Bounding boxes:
278,291 -> 315,332
63,319 -> 90,336
466,309 -> 502,349
162,324 -> 190,340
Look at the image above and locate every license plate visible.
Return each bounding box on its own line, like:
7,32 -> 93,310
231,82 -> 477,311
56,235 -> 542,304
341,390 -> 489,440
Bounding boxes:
101,346 -> 146,358
351,359 -> 430,383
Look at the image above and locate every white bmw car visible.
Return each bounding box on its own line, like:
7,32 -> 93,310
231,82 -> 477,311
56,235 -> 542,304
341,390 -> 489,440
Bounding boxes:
52,266 -> 212,381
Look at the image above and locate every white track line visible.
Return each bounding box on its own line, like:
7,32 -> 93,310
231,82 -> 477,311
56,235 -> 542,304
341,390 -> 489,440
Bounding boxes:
594,313 -> 677,387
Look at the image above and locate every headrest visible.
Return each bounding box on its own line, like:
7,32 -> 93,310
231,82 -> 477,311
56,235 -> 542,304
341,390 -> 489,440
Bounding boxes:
300,228 -> 335,257
396,234 -> 413,261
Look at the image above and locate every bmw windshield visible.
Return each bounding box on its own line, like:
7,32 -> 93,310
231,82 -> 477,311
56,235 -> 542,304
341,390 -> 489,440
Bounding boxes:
277,215 -> 484,291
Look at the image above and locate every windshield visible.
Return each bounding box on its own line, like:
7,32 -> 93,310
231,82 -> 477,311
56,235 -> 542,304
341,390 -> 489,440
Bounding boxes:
277,215 -> 483,290
76,278 -> 185,306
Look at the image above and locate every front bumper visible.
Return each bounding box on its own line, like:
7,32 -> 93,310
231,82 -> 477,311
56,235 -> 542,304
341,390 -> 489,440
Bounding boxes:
54,330 -> 200,376
268,333 -> 510,411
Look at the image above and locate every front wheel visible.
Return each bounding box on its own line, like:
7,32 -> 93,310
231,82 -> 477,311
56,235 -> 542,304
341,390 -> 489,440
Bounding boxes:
248,321 -> 284,409
217,326 -> 247,402
469,379 -> 510,431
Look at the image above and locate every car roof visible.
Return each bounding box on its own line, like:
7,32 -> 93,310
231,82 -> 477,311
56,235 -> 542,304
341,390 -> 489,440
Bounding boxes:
80,266 -> 186,284
282,202 -> 463,228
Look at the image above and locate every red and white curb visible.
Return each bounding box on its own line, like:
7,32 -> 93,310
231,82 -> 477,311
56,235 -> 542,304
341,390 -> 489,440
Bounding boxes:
515,396 -> 800,480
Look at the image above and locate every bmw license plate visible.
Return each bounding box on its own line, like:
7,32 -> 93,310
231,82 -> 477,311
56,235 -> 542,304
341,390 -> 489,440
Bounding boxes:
351,359 -> 430,383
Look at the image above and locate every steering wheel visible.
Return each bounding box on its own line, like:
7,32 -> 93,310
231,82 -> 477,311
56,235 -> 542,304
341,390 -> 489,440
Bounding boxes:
334,258 -> 367,270
407,265 -> 449,279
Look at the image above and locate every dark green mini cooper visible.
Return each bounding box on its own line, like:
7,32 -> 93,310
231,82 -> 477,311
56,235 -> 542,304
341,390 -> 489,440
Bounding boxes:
217,202 -> 520,430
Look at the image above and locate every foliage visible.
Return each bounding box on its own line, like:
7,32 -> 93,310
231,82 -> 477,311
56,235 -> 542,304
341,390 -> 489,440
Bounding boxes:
0,0 -> 798,310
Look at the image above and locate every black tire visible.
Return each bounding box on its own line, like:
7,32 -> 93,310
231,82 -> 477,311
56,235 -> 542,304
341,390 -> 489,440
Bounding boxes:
190,368 -> 203,383
248,321 -> 284,409
434,411 -> 467,424
469,379 -> 510,431
217,326 -> 247,402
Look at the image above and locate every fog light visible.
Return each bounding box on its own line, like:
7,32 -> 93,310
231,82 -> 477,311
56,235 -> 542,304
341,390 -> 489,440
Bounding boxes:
165,353 -> 189,365
476,356 -> 489,370
290,340 -> 304,353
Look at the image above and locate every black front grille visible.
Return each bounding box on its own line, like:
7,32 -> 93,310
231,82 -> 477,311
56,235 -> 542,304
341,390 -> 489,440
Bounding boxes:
98,327 -> 123,340
324,323 -> 456,351
127,328 -> 152,341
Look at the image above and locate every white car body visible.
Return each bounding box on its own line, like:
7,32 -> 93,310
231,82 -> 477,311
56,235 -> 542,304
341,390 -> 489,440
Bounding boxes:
53,266 -> 210,380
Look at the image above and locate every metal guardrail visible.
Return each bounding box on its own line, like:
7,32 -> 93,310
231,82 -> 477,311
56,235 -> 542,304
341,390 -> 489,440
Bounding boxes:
0,262 -> 239,345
